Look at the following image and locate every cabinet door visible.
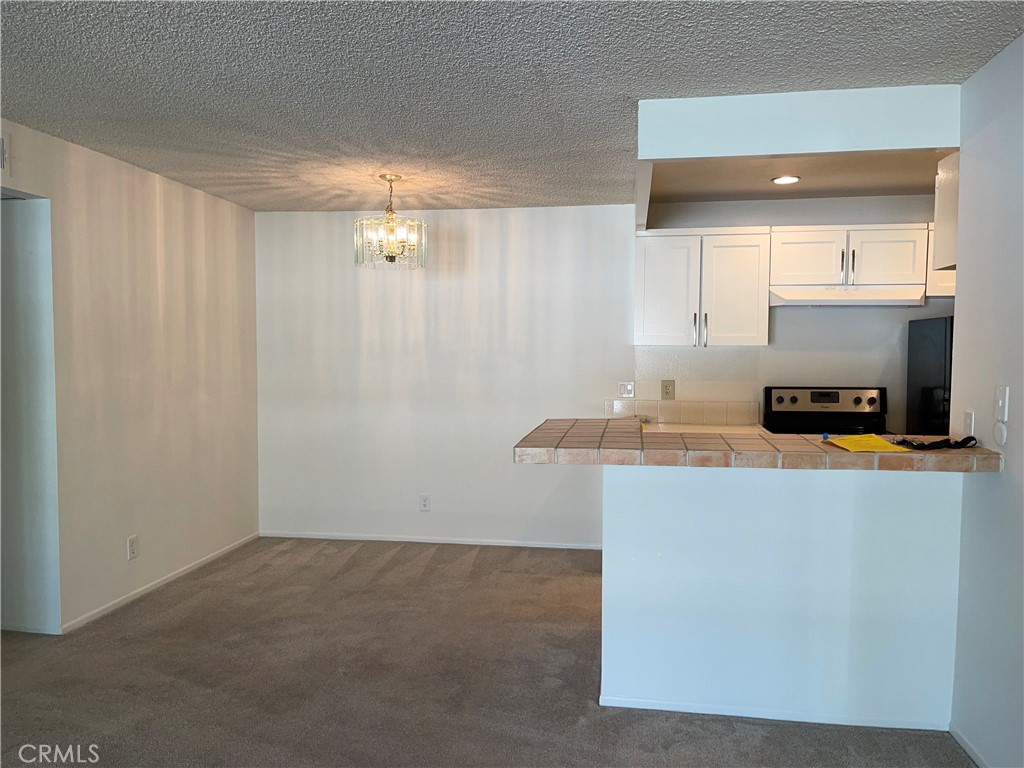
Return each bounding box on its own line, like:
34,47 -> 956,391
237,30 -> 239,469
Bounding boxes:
848,228 -> 928,285
932,151 -> 959,270
926,226 -> 956,297
634,236 -> 701,345
701,234 -> 770,346
769,230 -> 847,285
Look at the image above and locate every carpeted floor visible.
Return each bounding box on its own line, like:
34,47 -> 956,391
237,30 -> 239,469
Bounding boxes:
2,538 -> 975,767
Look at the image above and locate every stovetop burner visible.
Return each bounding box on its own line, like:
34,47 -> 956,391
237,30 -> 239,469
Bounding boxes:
762,386 -> 888,435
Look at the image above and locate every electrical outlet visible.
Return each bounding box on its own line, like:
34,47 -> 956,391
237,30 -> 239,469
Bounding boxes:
126,535 -> 138,561
661,380 -> 675,400
419,494 -> 431,512
964,410 -> 975,436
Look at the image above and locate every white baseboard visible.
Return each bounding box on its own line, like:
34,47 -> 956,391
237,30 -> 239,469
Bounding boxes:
258,530 -> 601,550
950,722 -> 991,767
598,695 -> 949,732
60,532 -> 259,634
1,621 -> 62,635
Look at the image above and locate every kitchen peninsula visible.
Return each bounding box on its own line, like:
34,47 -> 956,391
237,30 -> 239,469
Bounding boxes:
514,417 -> 1001,471
514,417 -> 1001,730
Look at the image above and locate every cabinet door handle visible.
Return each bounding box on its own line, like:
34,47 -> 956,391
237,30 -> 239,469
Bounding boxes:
692,312 -> 698,347
851,249 -> 856,283
840,248 -> 846,280
703,312 -> 709,348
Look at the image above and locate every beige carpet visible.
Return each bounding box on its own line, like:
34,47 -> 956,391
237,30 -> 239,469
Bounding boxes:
2,538 -> 974,767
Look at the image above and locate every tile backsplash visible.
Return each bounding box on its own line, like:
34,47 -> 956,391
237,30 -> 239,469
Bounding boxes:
605,399 -> 760,425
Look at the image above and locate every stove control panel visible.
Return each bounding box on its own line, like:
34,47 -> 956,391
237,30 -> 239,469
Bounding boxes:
765,387 -> 885,413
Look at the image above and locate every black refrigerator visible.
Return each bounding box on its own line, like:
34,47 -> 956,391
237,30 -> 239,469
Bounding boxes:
906,316 -> 954,435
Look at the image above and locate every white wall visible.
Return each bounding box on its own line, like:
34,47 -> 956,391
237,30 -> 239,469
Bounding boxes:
256,206 -> 635,547
648,194 -> 935,229
639,85 -> 960,160
602,466 -> 963,729
0,121 -> 260,630
948,36 -> 1024,768
1,199 -> 62,633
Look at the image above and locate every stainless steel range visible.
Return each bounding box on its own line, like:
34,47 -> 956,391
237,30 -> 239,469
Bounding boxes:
762,386 -> 887,435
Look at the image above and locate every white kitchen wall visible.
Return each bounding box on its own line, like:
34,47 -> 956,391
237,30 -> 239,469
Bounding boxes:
0,121 -> 260,631
1,199 -> 62,633
602,466 -> 963,729
648,194 -> 934,229
635,300 -> 955,434
256,206 -> 635,547
948,35 -> 1023,768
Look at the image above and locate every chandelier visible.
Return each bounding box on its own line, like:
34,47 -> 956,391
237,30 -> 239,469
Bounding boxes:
354,174 -> 427,270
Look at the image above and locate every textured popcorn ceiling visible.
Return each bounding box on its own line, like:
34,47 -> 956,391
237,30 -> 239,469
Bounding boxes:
2,2 -> 1021,211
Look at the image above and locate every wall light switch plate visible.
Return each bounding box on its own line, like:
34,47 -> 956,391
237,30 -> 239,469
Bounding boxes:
1,133 -> 10,177
618,382 -> 635,398
661,380 -> 676,400
994,385 -> 1009,423
127,535 -> 138,561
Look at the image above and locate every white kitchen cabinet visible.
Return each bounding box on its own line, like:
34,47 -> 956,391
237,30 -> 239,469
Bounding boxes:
701,234 -> 770,345
770,224 -> 928,287
634,231 -> 769,346
634,235 -> 702,345
847,227 -> 929,285
926,223 -> 956,297
769,229 -> 847,285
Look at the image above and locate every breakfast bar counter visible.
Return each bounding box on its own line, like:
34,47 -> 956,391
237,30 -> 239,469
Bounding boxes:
514,416 -> 997,730
514,417 -> 1002,472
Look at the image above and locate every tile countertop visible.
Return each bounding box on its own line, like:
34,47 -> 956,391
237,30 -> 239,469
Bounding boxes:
514,418 -> 1002,472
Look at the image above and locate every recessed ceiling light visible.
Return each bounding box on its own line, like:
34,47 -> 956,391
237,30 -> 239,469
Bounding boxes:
772,175 -> 801,185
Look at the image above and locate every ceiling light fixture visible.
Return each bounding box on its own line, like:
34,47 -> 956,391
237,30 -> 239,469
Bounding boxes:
354,174 -> 426,270
771,175 -> 801,185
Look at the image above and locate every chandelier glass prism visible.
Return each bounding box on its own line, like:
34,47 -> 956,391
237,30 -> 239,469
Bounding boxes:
354,174 -> 426,270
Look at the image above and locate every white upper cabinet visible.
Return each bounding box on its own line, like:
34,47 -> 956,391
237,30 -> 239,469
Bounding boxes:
769,230 -> 847,285
848,228 -> 929,285
634,231 -> 769,347
701,234 -> 770,346
634,235 -> 701,345
932,151 -> 959,270
770,224 -> 928,288
926,223 -> 956,296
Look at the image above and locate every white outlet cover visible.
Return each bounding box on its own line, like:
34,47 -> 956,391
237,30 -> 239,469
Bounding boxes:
994,385 -> 1009,423
964,410 -> 975,436
618,381 -> 635,398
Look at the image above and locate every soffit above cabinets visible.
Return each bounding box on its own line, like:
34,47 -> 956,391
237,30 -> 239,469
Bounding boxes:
649,149 -> 957,204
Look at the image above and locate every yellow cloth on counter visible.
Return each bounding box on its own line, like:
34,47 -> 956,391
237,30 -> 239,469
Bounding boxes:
824,434 -> 911,452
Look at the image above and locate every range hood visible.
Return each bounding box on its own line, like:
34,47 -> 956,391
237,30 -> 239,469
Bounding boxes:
769,285 -> 926,307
